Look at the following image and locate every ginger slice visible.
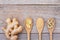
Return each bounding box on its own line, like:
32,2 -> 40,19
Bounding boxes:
2,18 -> 23,40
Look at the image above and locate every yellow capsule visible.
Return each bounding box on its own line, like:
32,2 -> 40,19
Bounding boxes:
25,18 -> 32,28
26,24 -> 31,28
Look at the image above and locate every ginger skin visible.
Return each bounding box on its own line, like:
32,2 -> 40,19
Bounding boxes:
2,18 -> 23,40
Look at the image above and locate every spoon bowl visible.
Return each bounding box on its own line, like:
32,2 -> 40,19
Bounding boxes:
36,17 -> 44,40
25,18 -> 33,40
47,18 -> 55,40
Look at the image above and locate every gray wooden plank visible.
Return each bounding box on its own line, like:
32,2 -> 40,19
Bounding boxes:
0,33 -> 60,40
0,5 -> 60,33
2,0 -> 60,4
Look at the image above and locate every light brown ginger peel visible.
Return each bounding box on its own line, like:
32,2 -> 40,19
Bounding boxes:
2,18 -> 23,40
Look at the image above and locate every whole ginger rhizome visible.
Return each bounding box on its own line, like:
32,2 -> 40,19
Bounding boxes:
2,18 -> 23,40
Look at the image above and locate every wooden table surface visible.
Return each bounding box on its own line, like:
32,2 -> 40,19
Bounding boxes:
0,0 -> 60,4
0,4 -> 60,40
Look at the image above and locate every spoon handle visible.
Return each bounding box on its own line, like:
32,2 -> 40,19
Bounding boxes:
50,32 -> 52,40
39,33 -> 42,40
27,33 -> 30,40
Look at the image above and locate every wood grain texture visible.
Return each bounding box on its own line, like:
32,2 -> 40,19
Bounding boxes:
0,4 -> 60,40
1,0 -> 60,4
0,33 -> 60,40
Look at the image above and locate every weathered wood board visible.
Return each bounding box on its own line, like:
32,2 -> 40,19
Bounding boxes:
1,0 -> 60,4
0,4 -> 60,40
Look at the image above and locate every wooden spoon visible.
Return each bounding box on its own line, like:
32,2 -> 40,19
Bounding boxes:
47,18 -> 55,40
36,18 -> 44,40
25,18 -> 33,40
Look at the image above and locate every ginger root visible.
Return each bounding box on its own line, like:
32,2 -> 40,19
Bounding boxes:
2,18 -> 23,40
